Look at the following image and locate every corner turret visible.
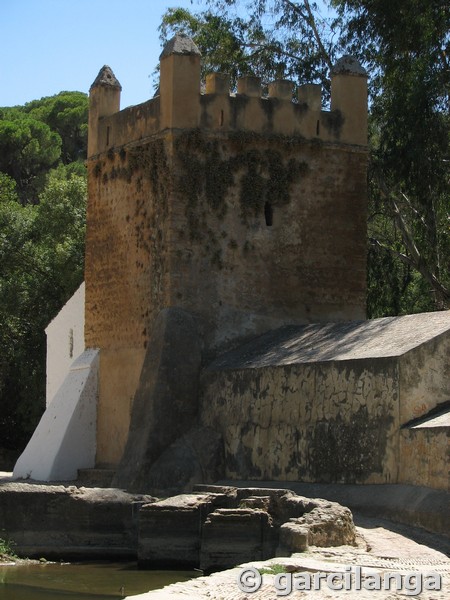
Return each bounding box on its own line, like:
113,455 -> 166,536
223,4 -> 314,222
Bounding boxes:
159,33 -> 201,129
88,66 -> 122,157
330,56 -> 368,145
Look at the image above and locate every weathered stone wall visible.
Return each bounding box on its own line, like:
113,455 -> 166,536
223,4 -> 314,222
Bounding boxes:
167,133 -> 367,350
399,427 -> 449,491
0,483 -> 154,559
200,314 -> 450,487
86,133 -> 366,463
85,141 -> 171,465
399,332 -> 450,423
201,359 -> 399,484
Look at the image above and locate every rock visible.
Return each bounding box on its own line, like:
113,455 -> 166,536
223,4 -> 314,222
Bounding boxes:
279,501 -> 356,552
0,481 -> 357,566
200,508 -> 275,572
297,502 -> 356,547
277,496 -> 356,556
145,426 -> 224,496
138,493 -> 229,569
112,308 -> 202,493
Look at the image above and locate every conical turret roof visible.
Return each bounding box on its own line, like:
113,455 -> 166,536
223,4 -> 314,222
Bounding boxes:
160,33 -> 201,60
90,65 -> 122,90
331,56 -> 367,77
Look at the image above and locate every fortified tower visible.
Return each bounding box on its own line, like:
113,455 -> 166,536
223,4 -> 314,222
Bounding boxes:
85,35 -> 368,466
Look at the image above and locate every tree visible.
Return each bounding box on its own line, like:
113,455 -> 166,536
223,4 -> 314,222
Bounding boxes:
0,117 -> 61,202
334,0 -> 449,312
22,91 -> 89,164
0,90 -> 89,453
0,91 -> 89,202
0,172 -> 86,450
159,1 -> 337,94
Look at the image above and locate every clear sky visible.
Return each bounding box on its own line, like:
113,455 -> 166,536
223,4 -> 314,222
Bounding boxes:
0,0 -> 199,108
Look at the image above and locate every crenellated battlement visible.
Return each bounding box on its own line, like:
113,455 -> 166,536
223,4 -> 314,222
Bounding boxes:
88,34 -> 367,158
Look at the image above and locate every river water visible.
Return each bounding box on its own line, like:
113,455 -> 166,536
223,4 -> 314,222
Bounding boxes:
0,561 -> 198,599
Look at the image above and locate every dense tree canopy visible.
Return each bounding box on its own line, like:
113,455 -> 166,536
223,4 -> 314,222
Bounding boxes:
0,92 -> 87,451
22,91 -> 89,165
0,92 -> 88,202
336,0 -> 449,313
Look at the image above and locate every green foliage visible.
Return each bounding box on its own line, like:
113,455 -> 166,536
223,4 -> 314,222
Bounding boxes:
0,172 -> 19,203
0,534 -> 16,559
159,8 -> 258,87
258,563 -> 287,575
334,0 -> 449,312
0,91 -> 88,202
22,91 -> 89,164
0,91 -> 88,451
0,117 -> 61,201
0,172 -> 86,450
159,1 -> 336,93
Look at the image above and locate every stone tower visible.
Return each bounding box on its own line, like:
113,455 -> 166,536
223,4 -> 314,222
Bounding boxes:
85,34 -> 368,466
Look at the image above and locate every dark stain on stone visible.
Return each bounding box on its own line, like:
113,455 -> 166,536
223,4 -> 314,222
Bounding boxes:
307,406 -> 395,483
322,110 -> 344,137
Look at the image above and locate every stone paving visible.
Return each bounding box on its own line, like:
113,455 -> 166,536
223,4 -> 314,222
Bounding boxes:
126,515 -> 450,600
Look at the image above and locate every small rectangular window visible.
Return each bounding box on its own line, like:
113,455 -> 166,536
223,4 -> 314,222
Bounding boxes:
264,202 -> 273,226
69,329 -> 74,358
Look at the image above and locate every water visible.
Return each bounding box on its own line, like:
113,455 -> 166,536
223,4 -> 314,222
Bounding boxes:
0,561 -> 199,599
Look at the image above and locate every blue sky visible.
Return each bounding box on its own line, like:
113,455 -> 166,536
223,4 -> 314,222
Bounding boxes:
0,0 -> 198,108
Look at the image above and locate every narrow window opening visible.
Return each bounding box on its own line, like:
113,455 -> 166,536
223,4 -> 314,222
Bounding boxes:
316,120 -> 320,135
220,109 -> 224,127
106,126 -> 110,146
264,201 -> 273,226
69,328 -> 74,358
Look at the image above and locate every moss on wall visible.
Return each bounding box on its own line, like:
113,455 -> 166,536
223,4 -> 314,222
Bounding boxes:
173,129 -> 309,236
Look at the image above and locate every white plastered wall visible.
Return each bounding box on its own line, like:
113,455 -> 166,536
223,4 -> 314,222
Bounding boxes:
45,282 -> 85,406
13,349 -> 99,481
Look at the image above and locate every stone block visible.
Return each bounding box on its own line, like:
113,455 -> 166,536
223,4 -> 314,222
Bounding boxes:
278,522 -> 309,554
200,508 -> 274,572
239,495 -> 271,511
205,73 -> 230,95
138,493 -> 228,568
268,79 -> 294,100
298,83 -> 322,110
237,76 -> 262,97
